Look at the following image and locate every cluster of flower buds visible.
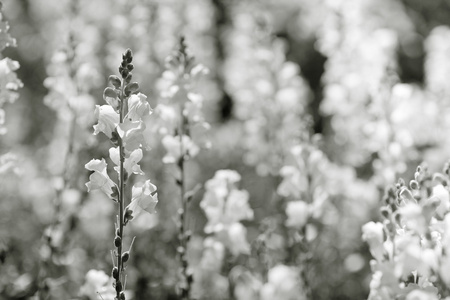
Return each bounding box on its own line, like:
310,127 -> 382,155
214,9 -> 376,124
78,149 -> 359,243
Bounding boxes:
363,163 -> 450,300
85,49 -> 157,300
151,37 -> 209,300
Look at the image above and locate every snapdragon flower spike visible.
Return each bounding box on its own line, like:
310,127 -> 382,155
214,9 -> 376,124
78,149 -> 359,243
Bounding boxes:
158,38 -> 209,300
86,49 -> 157,300
0,5 -> 22,134
363,163 -> 450,299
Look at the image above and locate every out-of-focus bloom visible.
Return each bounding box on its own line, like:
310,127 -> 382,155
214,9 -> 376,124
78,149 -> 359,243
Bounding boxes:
79,269 -> 115,300
125,180 -> 158,219
260,265 -> 305,300
226,222 -> 251,255
285,201 -> 309,229
0,152 -> 19,175
278,166 -> 307,198
85,158 -> 117,199
362,221 -> 385,261
399,203 -> 427,235
201,170 -> 253,233
405,289 -> 439,300
0,58 -> 22,105
431,184 -> 450,218
200,170 -> 253,255
156,38 -> 209,164
200,237 -> 225,272
93,105 -> 119,138
231,267 -> 262,300
161,134 -> 199,163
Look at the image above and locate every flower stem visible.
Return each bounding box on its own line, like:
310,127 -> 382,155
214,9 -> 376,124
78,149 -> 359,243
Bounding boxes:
115,78 -> 126,299
178,105 -> 191,300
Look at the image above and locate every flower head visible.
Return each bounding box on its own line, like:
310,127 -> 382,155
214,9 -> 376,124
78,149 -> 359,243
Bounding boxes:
125,180 -> 158,220
93,105 -> 119,138
285,201 -> 309,229
162,134 -> 199,163
126,92 -> 152,121
85,158 -> 117,200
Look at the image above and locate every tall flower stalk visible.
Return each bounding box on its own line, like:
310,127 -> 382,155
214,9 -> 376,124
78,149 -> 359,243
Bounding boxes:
157,37 -> 208,300
0,0 -> 22,176
86,49 -> 157,300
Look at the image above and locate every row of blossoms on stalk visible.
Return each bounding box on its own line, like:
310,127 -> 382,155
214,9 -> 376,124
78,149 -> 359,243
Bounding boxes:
0,1 -> 22,174
186,170 -> 254,299
222,5 -> 310,176
85,49 -> 158,300
363,163 -> 450,300
149,37 -> 209,299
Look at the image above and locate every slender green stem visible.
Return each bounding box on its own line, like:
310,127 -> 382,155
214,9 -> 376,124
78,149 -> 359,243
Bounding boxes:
115,79 -> 126,299
178,104 -> 191,300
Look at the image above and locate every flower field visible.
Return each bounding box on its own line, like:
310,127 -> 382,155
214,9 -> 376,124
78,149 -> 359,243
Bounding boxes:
2,0 -> 450,299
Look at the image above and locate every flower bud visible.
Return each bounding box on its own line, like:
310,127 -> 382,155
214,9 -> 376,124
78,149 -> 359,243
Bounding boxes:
125,49 -> 132,59
108,75 -> 121,89
111,186 -> 119,202
187,272 -> 194,284
124,209 -> 134,225
122,251 -> 130,262
119,292 -> 126,300
125,73 -> 132,83
114,236 -> 121,247
112,267 -> 119,279
409,180 -> 419,190
380,207 -> 389,219
125,82 -> 139,94
115,280 -> 123,293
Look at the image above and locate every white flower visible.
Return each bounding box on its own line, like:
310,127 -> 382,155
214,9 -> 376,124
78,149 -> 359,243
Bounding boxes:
117,120 -> 147,154
226,222 -> 251,255
109,147 -> 144,176
93,105 -> 119,138
79,269 -> 115,300
200,237 -> 225,272
362,222 -> 385,261
285,201 -> 309,229
127,92 -> 152,121
278,166 -> 307,198
405,289 -> 439,300
225,190 -> 254,224
432,184 -> 450,218
85,158 -> 117,200
399,203 -> 427,235
126,180 -> 158,220
260,265 -> 303,300
201,170 -> 253,233
162,134 -> 199,163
